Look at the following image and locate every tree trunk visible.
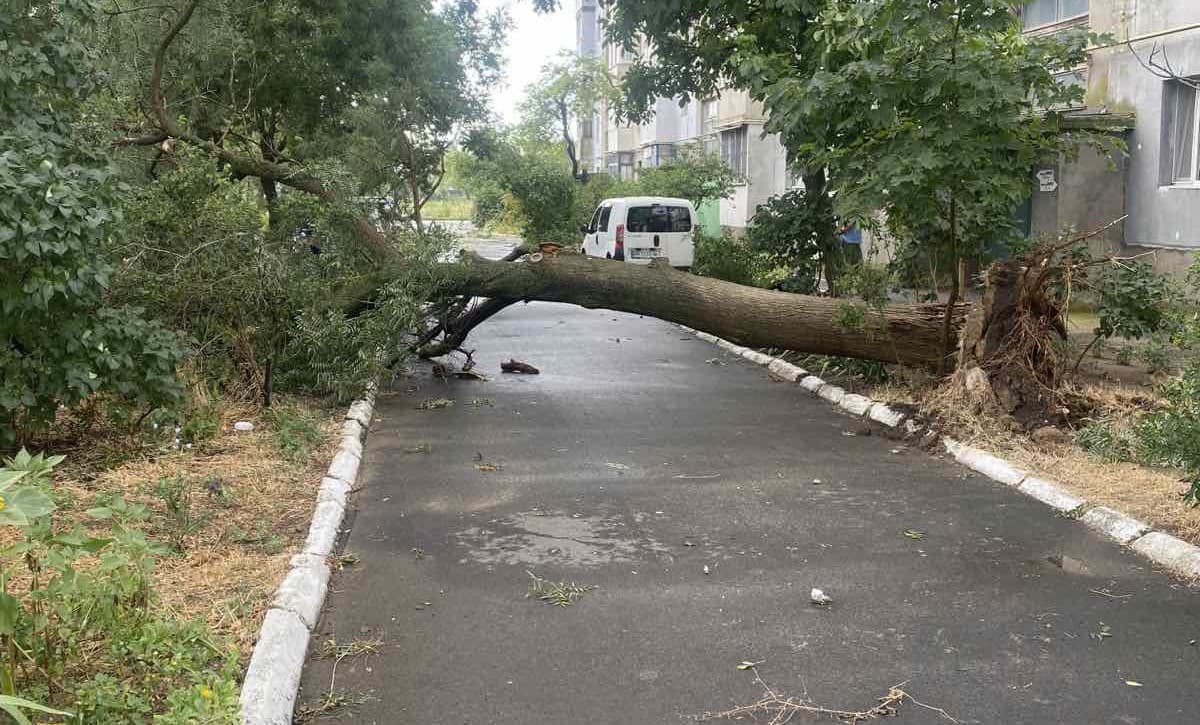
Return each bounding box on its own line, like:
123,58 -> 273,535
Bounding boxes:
435,254 -> 968,369
557,97 -> 580,180
956,259 -> 1066,423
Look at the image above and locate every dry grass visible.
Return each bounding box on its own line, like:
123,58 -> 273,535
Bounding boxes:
2,397 -> 340,658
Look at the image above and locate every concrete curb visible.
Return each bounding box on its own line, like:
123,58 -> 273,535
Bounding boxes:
240,391 -> 375,725
687,327 -> 1200,582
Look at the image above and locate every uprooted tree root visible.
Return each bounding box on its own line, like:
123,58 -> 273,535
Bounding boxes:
696,669 -> 960,725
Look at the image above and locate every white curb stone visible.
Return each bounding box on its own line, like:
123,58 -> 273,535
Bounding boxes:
326,449 -> 361,485
767,359 -> 807,382
799,375 -> 825,393
741,350 -> 773,365
342,419 -> 365,440
1131,532 -> 1200,578
1018,476 -> 1086,513
345,400 -> 372,428
272,559 -> 332,629
869,404 -> 906,428
953,444 -> 1027,486
817,384 -> 846,405
1081,506 -> 1152,545
904,419 -> 923,436
241,394 -> 374,725
240,609 -> 310,725
302,500 -> 347,557
316,476 -> 352,505
839,394 -> 874,416
717,340 -> 745,354
695,331 -> 720,343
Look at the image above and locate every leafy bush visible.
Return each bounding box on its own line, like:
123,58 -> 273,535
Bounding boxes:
746,189 -> 836,294
693,233 -> 767,287
1,2 -> 184,443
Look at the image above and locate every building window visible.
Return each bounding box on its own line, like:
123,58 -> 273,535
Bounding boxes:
1163,79 -> 1200,184
721,125 -> 748,176
641,143 -> 676,168
701,99 -> 719,156
605,151 -> 635,180
1022,0 -> 1088,29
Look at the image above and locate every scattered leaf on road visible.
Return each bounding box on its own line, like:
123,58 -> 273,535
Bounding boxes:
417,398 -> 454,410
475,462 -> 502,473
1125,680 -> 1143,687
736,661 -> 762,671
903,529 -> 927,540
606,462 -> 630,470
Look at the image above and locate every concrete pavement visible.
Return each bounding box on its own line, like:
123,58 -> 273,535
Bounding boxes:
297,303 -> 1200,724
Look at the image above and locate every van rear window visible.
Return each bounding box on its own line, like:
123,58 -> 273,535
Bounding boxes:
626,205 -> 691,233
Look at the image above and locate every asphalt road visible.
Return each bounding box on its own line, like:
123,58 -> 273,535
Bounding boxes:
297,303 -> 1200,725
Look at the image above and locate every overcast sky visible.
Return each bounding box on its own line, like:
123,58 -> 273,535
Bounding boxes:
484,0 -> 576,124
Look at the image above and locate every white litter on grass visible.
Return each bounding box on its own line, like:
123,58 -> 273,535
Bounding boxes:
233,421 -> 255,432
810,588 -> 833,605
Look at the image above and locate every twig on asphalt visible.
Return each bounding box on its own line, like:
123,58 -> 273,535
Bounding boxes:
695,666 -> 961,725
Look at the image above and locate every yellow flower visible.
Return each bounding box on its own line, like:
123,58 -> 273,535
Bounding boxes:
200,687 -> 213,700
0,493 -> 6,512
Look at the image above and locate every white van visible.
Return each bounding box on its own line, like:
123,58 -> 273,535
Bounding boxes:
579,197 -> 696,268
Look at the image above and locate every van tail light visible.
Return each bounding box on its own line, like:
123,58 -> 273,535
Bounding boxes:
614,224 -> 625,260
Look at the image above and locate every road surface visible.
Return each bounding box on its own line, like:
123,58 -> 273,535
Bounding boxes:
297,303 -> 1199,725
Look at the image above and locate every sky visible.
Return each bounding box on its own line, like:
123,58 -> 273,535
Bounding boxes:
484,0 -> 576,124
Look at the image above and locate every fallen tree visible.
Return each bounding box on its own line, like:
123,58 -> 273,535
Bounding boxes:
113,0 -> 1084,423
432,253 -> 968,370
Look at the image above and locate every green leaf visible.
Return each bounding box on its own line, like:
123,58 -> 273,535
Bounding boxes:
0,694 -> 72,721
0,591 -> 19,637
0,486 -> 56,527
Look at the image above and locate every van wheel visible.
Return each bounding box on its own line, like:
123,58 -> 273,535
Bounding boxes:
605,252 -> 612,259
581,246 -> 586,255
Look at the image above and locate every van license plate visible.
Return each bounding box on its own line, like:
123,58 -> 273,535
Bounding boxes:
630,248 -> 663,259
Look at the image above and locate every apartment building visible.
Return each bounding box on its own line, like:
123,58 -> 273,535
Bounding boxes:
577,1 -> 1200,274
574,0 -> 792,230
1071,0 -> 1200,275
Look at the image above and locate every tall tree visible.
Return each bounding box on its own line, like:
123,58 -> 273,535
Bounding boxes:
520,51 -> 621,179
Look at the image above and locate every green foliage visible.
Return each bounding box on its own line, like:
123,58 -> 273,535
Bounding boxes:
747,189 -> 835,294
613,0 -> 1095,289
0,450 -> 62,528
1,0 -> 184,442
633,146 -> 738,208
520,51 -> 621,176
1134,362 -> 1200,475
693,233 -> 770,287
265,403 -> 325,465
1092,260 -> 1170,341
153,476 -> 207,553
1077,361 -> 1200,493
1,450 -> 238,721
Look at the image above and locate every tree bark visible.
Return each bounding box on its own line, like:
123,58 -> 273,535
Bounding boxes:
557,97 -> 580,179
435,254 -> 968,369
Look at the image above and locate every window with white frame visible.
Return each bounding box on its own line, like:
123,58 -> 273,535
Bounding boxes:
701,99 -> 719,156
721,125 -> 748,176
1163,79 -> 1200,185
1022,0 -> 1088,29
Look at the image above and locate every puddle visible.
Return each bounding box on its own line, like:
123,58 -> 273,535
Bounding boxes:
455,510 -> 670,567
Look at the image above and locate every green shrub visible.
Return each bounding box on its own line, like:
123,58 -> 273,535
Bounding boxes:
1,2 -> 183,443
693,232 -> 767,287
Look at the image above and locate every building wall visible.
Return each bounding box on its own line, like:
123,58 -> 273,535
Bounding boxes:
572,0 -> 793,229
1085,0 -> 1200,274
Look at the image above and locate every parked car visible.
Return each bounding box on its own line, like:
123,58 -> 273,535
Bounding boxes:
580,197 -> 696,269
